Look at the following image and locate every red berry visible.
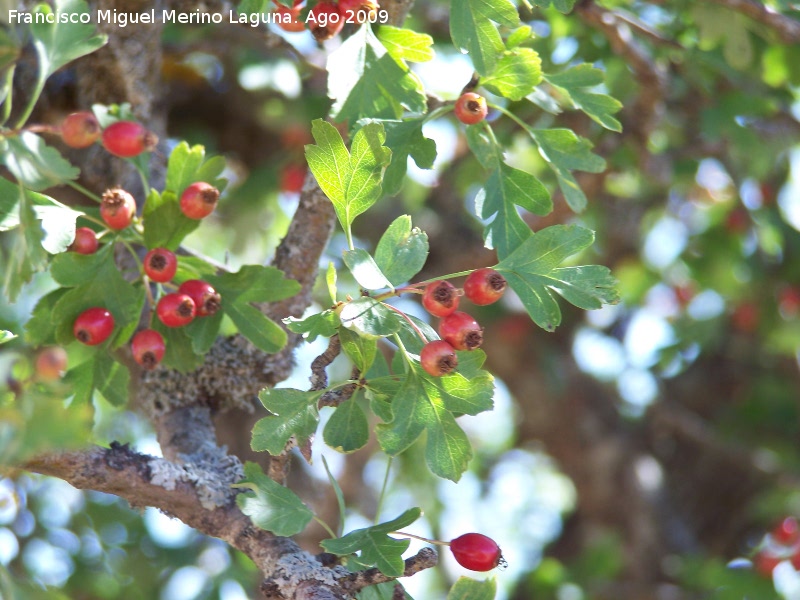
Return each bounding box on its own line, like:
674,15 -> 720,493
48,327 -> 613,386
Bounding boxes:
438,311 -> 483,351
731,302 -> 759,333
34,346 -> 68,380
101,120 -> 158,157
275,0 -> 306,32
337,0 -> 379,23
280,164 -> 307,193
61,111 -> 101,148
69,227 -> 99,254
422,280 -> 459,317
754,551 -> 781,578
143,248 -> 178,283
449,533 -> 503,572
420,340 -> 458,377
156,293 -> 196,327
772,517 -> 800,546
307,1 -> 343,41
464,268 -> 507,306
454,93 -> 488,125
179,182 -> 220,220
178,280 -> 221,317
131,329 -> 166,370
73,307 -> 115,346
100,188 -> 136,230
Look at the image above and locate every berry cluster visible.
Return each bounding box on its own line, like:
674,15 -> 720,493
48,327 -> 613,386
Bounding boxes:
60,111 -> 158,157
418,268 -> 507,377
273,0 -> 379,41
753,517 -> 800,577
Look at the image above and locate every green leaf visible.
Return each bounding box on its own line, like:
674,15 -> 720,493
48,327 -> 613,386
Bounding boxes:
481,48 -> 542,101
368,117 -> 436,196
374,215 -> 429,286
234,462 -> 314,537
506,25 -> 533,48
165,141 -> 226,196
323,393 -> 370,454
306,120 -> 392,235
376,26 -> 434,63
3,132 -> 79,191
357,581 -> 414,600
321,508 -> 421,577
284,311 -> 340,343
252,388 -> 322,455
29,0 -> 106,80
529,0 -> 576,12
151,320 -> 205,373
343,249 -> 393,291
450,0 -> 520,76
93,352 -> 130,406
327,26 -> 427,124
465,125 -> 503,170
206,265 -> 300,353
0,330 -> 16,345
321,455 -> 347,536
339,298 -> 402,339
476,163 -> 552,258
142,190 -> 200,251
339,327 -> 377,373
495,225 -> 619,331
184,309 -> 224,356
326,262 -> 338,305
447,577 -> 497,600
25,288 -> 68,346
545,64 -> 622,132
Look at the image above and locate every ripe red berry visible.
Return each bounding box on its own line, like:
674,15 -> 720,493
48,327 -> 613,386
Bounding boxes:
143,248 -> 178,283
772,517 -> 800,546
275,0 -> 305,32
100,188 -> 136,230
420,340 -> 458,377
34,346 -> 68,380
179,182 -> 220,220
156,293 -> 196,327
439,311 -> 483,351
307,1 -> 343,41
464,268 -> 507,306
131,329 -> 166,370
449,533 -> 504,572
69,227 -> 99,254
280,164 -> 307,193
101,120 -> 158,157
337,0 -> 379,23
454,93 -> 488,125
73,307 -> 115,346
178,280 -> 221,317
61,111 -> 101,148
422,280 -> 459,317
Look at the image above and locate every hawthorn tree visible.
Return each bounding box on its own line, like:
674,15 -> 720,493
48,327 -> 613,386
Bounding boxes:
1,0 -> 800,599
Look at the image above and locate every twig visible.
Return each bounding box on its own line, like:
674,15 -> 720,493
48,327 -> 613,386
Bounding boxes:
340,547 -> 439,594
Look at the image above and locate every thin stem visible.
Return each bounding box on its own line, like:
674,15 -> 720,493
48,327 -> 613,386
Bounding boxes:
120,240 -> 143,272
411,269 -> 475,288
424,105 -> 454,124
390,531 -> 449,546
490,103 -> 531,133
385,304 -> 427,344
13,73 -> 45,130
372,284 -> 425,303
313,515 -> 337,539
66,181 -> 103,204
0,67 -> 16,126
374,456 -> 393,525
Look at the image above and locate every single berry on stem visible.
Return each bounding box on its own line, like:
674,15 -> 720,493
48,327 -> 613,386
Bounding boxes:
464,268 -> 507,306
73,307 -> 115,346
178,280 -> 221,317
100,188 -> 136,230
420,340 -> 458,377
274,0 -> 305,32
101,120 -> 158,157
131,329 -> 166,370
156,293 -> 196,327
308,1 -> 343,41
69,227 -> 99,254
454,92 -> 488,125
143,248 -> 178,283
449,533 -> 505,572
180,182 -> 220,219
34,346 -> 68,380
439,311 -> 483,351
422,280 -> 459,317
61,111 -> 101,148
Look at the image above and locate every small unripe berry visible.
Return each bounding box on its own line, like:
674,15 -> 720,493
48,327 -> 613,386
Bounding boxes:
61,111 -> 101,148
178,279 -> 221,317
422,280 -> 459,317
73,307 -> 115,346
439,311 -> 483,351
308,1 -> 343,41
449,533 -> 504,572
100,188 -> 136,230
131,329 -> 166,370
69,227 -> 99,254
34,346 -> 68,380
179,182 -> 220,220
101,120 -> 158,157
156,293 -> 196,327
454,93 -> 488,125
337,0 -> 379,23
143,248 -> 178,283
464,268 -> 507,306
420,340 -> 458,377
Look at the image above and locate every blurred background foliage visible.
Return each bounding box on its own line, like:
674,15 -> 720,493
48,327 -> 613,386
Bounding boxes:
2,0 -> 800,598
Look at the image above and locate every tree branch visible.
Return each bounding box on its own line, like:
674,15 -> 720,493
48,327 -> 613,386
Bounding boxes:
703,0 -> 800,44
